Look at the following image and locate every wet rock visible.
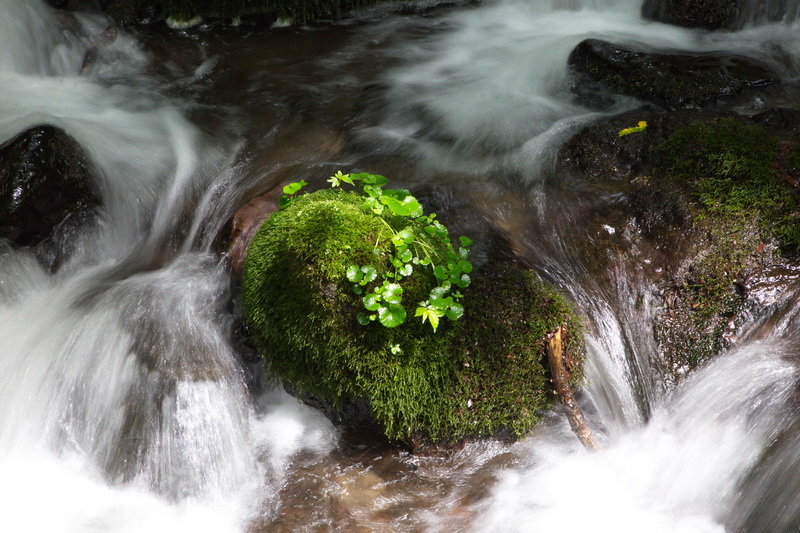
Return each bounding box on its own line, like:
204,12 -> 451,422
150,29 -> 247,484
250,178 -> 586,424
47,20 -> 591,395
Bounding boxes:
225,191 -> 280,279
752,107 -> 800,131
236,183 -> 583,448
100,0 -> 160,27
568,38 -> 777,110
560,109 -> 735,181
80,25 -> 119,75
641,0 -> 741,30
0,125 -> 99,248
562,108 -> 800,378
414,184 -> 523,269
642,0 -> 797,30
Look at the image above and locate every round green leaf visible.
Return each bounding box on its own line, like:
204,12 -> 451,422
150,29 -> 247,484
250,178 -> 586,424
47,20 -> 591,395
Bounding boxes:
361,265 -> 378,283
363,293 -> 381,311
378,304 -> 407,328
346,265 -> 362,282
445,303 -> 464,320
383,283 -> 403,304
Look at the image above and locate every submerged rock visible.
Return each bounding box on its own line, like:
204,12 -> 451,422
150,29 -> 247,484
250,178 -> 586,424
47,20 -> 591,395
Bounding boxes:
0,125 -> 99,249
568,38 -> 777,110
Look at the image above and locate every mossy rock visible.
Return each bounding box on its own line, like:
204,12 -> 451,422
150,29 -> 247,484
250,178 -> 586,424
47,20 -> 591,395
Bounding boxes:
240,187 -> 582,445
561,110 -> 800,375
649,117 -> 800,368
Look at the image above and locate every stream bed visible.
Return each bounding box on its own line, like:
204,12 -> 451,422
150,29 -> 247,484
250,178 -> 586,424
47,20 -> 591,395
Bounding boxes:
2,0 -> 800,531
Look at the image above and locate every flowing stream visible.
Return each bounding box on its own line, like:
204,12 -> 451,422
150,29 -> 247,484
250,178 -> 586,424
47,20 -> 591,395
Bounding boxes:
2,0 -> 800,531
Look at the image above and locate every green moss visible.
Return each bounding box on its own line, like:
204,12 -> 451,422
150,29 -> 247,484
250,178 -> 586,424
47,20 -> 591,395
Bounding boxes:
651,118 -> 800,368
241,188 -> 583,444
661,118 -> 800,252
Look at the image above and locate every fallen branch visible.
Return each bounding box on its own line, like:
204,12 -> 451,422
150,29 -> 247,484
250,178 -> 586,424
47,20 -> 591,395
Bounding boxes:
546,327 -> 602,451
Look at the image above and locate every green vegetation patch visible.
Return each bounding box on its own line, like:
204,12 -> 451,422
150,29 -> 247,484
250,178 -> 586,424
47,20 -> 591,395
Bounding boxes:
651,117 -> 800,368
661,118 -> 800,252
241,184 -> 582,444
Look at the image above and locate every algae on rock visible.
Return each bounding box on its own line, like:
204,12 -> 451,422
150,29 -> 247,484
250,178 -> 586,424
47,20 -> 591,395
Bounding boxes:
240,185 -> 583,445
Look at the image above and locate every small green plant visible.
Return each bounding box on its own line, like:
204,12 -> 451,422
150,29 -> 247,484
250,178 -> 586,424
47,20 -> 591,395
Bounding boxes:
280,171 -> 472,331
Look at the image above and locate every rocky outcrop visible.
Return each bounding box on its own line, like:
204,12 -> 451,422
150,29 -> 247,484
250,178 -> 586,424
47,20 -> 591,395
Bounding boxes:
560,108 -> 800,376
642,0 -> 798,31
641,0 -> 741,30
568,39 -> 777,110
0,125 -> 99,249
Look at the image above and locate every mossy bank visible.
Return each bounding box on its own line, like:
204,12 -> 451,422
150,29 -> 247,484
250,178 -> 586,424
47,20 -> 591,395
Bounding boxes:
240,184 -> 583,446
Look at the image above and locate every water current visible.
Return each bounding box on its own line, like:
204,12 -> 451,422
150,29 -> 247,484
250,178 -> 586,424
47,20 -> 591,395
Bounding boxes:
2,0 -> 800,531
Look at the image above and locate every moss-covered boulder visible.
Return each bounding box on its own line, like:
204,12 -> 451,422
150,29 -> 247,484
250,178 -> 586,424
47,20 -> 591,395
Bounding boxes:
561,110 -> 800,373
240,184 -> 582,446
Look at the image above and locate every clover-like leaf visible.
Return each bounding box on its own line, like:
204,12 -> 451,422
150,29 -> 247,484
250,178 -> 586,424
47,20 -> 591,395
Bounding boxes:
361,265 -> 377,283
363,293 -> 381,311
445,303 -> 464,321
382,283 -> 403,304
282,180 -> 307,195
398,264 -> 413,277
356,312 -> 370,325
392,228 -> 415,246
346,265 -> 362,283
396,247 -> 413,263
459,236 -> 473,247
378,304 -> 406,328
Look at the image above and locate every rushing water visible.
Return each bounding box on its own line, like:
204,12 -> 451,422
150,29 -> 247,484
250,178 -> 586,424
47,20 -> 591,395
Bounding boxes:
2,0 -> 800,531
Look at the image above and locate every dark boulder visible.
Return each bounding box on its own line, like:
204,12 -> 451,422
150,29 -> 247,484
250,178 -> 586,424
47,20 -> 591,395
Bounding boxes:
641,0 -> 741,30
560,109 -> 735,181
44,0 -> 69,8
561,108 -> 800,376
568,38 -> 777,110
642,0 -> 797,30
0,125 -> 99,248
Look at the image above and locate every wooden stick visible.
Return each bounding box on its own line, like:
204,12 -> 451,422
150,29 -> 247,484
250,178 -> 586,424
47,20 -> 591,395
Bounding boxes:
546,327 -> 602,451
